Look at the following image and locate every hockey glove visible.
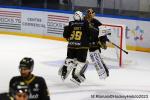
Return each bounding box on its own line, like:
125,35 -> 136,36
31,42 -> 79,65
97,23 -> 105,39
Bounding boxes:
98,35 -> 109,49
63,25 -> 70,41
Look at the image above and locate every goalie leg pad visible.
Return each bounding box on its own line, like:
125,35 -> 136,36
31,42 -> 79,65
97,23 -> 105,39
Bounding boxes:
90,50 -> 109,79
71,68 -> 81,85
72,61 -> 87,82
80,60 -> 88,75
58,58 -> 75,80
79,60 -> 89,81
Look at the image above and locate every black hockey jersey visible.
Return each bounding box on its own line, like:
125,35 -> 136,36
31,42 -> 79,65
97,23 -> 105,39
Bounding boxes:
66,20 -> 90,49
0,93 -> 13,100
9,75 -> 50,100
90,18 -> 102,29
88,18 -> 102,42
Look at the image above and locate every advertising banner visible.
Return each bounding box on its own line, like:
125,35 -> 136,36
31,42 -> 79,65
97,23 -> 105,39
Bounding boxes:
47,14 -> 69,37
21,10 -> 47,35
0,10 -> 21,31
0,7 -> 149,52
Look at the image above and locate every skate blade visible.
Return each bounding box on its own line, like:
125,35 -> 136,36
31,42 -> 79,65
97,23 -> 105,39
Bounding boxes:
99,73 -> 108,79
70,78 -> 81,86
61,76 -> 66,81
78,76 -> 86,82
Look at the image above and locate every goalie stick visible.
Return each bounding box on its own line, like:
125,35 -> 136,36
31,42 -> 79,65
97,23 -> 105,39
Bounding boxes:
108,40 -> 128,54
99,32 -> 128,54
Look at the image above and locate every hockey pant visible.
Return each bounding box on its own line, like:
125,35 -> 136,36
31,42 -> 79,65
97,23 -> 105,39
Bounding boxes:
89,50 -> 109,79
58,58 -> 75,80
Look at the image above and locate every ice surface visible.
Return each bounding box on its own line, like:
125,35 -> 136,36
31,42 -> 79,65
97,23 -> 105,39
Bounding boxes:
0,34 -> 150,100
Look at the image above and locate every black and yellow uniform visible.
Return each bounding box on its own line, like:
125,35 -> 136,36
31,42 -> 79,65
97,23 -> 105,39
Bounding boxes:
60,11 -> 102,84
88,18 -> 102,51
84,8 -> 102,52
0,93 -> 14,100
64,20 -> 90,62
83,8 -> 109,79
67,20 -> 90,49
9,75 -> 50,100
89,18 -> 102,43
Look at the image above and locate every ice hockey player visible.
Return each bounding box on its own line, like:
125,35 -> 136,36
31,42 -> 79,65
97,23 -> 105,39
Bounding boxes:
84,8 -> 109,79
0,81 -> 29,100
9,57 -> 50,100
0,92 -> 12,100
58,11 -> 94,85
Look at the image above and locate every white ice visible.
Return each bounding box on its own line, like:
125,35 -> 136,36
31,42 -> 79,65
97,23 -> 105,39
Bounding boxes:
0,34 -> 150,100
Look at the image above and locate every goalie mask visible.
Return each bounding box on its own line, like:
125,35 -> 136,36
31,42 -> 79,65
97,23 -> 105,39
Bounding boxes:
73,11 -> 83,21
85,8 -> 95,20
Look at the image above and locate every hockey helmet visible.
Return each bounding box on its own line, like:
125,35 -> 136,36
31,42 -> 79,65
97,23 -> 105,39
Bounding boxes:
86,8 -> 95,14
19,57 -> 34,71
73,11 -> 83,21
12,81 -> 29,95
85,8 -> 95,19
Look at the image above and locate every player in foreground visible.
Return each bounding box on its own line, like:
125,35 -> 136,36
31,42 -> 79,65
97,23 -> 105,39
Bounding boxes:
0,81 -> 29,100
9,57 -> 50,100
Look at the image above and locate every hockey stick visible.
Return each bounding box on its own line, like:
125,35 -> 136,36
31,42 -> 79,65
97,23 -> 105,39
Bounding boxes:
108,40 -> 128,54
102,33 -> 128,54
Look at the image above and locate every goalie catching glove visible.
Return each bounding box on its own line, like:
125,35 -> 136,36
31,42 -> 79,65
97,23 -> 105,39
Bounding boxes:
98,35 -> 109,49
